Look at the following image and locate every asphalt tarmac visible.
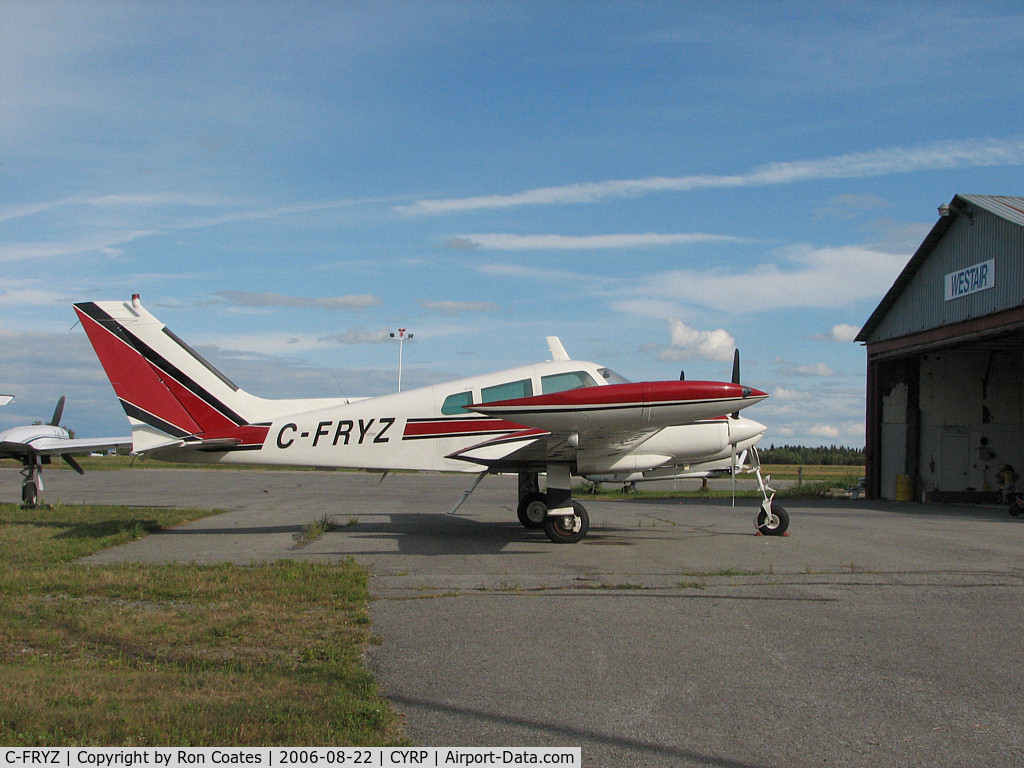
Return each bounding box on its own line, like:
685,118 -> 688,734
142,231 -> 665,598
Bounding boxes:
4,466 -> 1024,767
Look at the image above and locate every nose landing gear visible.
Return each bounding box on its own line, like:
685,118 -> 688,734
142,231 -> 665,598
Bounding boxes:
751,449 -> 789,536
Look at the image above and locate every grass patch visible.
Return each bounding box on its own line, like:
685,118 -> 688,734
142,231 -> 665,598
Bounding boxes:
0,502 -> 403,746
577,465 -> 866,501
0,457 -> 363,473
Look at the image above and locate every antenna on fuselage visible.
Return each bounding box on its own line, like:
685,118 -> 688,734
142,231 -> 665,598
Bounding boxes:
546,336 -> 571,361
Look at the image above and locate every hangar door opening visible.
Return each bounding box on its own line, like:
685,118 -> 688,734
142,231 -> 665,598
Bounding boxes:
868,331 -> 1024,501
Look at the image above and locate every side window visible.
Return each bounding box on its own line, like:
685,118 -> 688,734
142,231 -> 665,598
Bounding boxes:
481,378 -> 533,403
542,370 -> 598,394
441,391 -> 474,415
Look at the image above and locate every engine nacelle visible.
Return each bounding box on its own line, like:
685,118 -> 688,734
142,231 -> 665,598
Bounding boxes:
576,453 -> 673,475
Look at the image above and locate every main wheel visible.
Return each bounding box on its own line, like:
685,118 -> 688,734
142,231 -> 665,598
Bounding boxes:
517,492 -> 548,529
756,502 -> 789,535
543,502 -> 590,543
22,481 -> 38,508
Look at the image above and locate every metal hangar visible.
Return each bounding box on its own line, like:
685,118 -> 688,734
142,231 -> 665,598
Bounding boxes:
857,195 -> 1024,500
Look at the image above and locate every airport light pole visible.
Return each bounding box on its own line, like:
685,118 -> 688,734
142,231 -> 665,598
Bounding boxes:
390,328 -> 413,391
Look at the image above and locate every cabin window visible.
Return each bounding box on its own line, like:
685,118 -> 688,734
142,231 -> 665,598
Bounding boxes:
481,378 -> 533,403
541,371 -> 598,394
598,367 -> 631,385
441,391 -> 474,415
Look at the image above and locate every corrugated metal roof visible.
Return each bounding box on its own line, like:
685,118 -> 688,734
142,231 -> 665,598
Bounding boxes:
855,194 -> 1024,343
958,194 -> 1024,227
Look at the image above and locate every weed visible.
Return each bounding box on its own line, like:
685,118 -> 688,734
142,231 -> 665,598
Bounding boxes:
294,515 -> 337,547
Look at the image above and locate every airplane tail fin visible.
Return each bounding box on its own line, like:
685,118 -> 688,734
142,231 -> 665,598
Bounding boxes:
74,296 -> 271,453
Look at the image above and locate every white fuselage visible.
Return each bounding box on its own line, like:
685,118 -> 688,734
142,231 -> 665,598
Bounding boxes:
153,359 -> 765,476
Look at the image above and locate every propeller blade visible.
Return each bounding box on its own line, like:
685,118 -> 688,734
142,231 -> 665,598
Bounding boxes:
730,351 -> 740,418
61,453 -> 85,475
50,395 -> 66,427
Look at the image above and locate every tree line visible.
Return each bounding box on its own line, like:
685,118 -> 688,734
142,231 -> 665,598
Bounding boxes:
758,444 -> 865,466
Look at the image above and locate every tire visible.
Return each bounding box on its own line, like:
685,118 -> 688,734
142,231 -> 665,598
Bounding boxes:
756,502 -> 789,536
1010,505 -> 1021,517
517,492 -> 548,528
543,502 -> 590,544
22,481 -> 38,508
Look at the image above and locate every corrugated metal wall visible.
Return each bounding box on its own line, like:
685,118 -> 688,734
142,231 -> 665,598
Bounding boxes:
870,208 -> 1024,342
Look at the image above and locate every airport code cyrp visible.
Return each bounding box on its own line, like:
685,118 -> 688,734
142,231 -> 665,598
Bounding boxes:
3,750 -> 581,768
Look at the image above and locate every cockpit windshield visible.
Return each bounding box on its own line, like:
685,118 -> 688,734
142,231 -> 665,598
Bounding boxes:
597,368 -> 631,385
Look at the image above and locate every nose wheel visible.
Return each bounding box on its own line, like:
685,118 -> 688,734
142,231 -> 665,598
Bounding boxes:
750,447 -> 789,536
756,501 -> 789,535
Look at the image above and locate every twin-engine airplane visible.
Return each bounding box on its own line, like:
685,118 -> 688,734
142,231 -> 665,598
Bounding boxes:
0,395 -> 130,506
74,295 -> 784,543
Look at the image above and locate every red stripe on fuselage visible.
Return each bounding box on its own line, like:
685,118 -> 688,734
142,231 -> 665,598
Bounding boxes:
476,380 -> 764,410
403,417 -> 526,440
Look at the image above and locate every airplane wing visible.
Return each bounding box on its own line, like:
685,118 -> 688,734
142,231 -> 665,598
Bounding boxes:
449,379 -> 767,473
25,436 -> 131,455
0,436 -> 130,460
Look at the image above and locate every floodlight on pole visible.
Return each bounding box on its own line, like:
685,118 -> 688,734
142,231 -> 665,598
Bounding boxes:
389,328 -> 414,391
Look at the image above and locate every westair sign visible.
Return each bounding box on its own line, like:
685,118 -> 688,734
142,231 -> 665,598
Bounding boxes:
945,259 -> 995,301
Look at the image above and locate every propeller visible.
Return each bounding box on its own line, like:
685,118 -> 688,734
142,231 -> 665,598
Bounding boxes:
731,350 -> 740,419
50,395 -> 66,427
61,454 -> 85,475
49,395 -> 84,474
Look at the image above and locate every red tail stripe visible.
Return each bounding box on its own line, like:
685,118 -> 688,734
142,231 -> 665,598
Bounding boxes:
78,309 -> 202,436
155,362 -> 242,435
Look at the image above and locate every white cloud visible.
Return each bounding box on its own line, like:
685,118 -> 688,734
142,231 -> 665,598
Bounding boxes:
0,230 -> 159,264
319,328 -> 393,345
809,424 -> 842,439
816,323 -> 861,343
397,137 -> 1024,215
659,319 -> 736,362
778,361 -> 838,377
824,193 -> 893,219
0,286 -> 68,307
448,232 -> 746,250
197,333 -> 334,355
635,244 -> 908,313
771,387 -> 804,401
215,291 -> 382,311
419,300 -> 499,316
610,298 -> 688,321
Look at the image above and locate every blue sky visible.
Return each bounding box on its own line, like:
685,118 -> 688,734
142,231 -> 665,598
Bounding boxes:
3,1 -> 1024,446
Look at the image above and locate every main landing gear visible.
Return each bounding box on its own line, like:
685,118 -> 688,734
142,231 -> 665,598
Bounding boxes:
517,470 -> 590,543
19,457 -> 44,508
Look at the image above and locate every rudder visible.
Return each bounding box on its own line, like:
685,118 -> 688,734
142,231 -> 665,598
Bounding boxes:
74,297 -> 268,452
